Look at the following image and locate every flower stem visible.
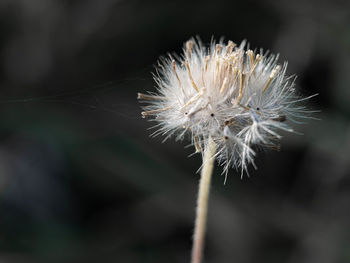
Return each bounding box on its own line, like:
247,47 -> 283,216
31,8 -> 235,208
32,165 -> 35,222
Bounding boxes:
191,137 -> 216,263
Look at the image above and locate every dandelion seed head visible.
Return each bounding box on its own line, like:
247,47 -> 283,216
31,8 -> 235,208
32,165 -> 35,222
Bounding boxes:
138,37 -> 313,177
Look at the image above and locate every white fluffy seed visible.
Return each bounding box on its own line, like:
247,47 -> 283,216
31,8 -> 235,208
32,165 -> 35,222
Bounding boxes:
138,37 -> 313,177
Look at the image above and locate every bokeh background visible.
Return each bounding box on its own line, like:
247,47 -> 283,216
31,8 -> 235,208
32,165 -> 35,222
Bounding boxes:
0,0 -> 349,262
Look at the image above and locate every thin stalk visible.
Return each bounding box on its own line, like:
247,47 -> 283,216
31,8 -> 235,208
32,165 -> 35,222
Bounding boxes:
191,137 -> 216,263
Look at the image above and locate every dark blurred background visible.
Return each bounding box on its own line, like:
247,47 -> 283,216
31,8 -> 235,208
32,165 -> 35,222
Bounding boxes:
0,0 -> 349,262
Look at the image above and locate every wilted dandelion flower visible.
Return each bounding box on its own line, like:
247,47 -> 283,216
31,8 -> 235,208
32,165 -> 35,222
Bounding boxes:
138,37 -> 313,178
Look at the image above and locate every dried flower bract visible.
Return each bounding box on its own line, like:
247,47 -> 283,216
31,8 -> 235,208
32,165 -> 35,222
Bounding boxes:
138,37 -> 314,178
